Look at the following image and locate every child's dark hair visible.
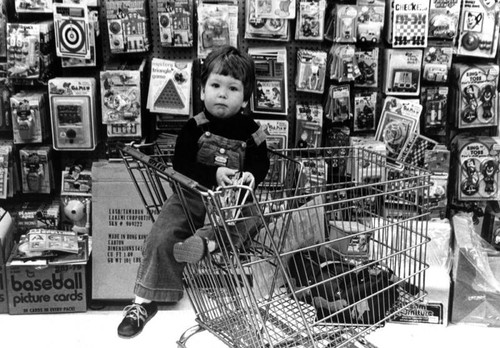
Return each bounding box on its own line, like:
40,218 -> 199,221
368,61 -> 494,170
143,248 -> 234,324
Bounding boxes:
201,45 -> 256,101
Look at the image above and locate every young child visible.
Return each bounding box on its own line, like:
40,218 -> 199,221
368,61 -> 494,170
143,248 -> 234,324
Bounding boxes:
117,45 -> 270,339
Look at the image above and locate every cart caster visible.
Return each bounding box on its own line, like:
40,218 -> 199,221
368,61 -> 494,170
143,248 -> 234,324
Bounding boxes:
176,324 -> 206,348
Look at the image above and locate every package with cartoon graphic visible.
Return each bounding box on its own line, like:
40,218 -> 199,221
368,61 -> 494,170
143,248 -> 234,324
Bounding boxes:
452,135 -> 500,201
47,78 -> 98,151
100,59 -> 146,138
10,91 -> 49,145
457,0 -> 500,58
452,63 -> 499,129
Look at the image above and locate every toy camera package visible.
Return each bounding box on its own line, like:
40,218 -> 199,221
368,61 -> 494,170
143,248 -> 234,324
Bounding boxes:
452,135 -> 500,201
452,63 -> 499,129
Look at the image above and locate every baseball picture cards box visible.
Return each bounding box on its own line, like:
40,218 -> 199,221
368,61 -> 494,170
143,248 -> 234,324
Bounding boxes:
5,261 -> 88,315
0,208 -> 15,313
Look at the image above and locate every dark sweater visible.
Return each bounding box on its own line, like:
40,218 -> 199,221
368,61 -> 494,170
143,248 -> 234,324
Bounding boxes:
173,111 -> 270,189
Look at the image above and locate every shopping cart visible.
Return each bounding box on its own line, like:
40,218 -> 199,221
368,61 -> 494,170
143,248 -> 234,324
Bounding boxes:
118,143 -> 431,348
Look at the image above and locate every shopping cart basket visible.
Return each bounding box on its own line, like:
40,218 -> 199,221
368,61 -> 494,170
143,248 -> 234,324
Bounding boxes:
118,143 -> 431,348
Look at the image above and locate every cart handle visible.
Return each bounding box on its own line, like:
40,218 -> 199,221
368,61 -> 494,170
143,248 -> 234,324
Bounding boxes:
116,142 -> 207,191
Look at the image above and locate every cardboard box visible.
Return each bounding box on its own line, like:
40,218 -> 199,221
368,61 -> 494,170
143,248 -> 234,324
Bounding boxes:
91,161 -> 171,300
6,262 -> 87,314
0,208 -> 15,313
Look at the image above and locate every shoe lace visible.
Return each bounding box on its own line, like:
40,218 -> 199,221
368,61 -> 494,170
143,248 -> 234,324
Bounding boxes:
122,304 -> 148,326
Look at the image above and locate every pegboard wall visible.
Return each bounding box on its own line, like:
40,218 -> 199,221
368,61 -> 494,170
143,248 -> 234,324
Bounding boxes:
98,0 -> 334,146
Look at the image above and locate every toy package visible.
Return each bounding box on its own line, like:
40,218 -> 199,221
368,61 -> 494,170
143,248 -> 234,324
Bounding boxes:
354,91 -> 377,132
387,0 -> 429,48
15,0 -> 53,13
428,0 -> 460,40
197,3 -> 237,58
61,10 -> 98,68
325,84 -> 351,123
250,47 -> 288,116
158,0 -> 193,47
333,4 -> 358,43
329,44 -> 361,83
53,3 -> 92,59
452,135 -> 500,201
106,0 -> 150,54
383,48 -> 423,96
101,59 -> 146,138
47,78 -> 98,151
19,146 -> 54,194
375,97 -> 421,168
255,0 -> 296,19
10,91 -> 49,144
422,44 -> 453,83
457,0 -> 500,58
245,0 -> 290,41
6,22 -> 55,80
452,63 -> 499,129
295,49 -> 327,94
295,0 -> 325,41
295,103 -> 323,148
354,47 -> 378,87
356,0 -> 385,44
0,145 -> 10,199
146,58 -> 192,115
421,86 -> 448,138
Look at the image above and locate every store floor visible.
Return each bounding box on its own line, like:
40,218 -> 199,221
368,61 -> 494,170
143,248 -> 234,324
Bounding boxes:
0,295 -> 498,348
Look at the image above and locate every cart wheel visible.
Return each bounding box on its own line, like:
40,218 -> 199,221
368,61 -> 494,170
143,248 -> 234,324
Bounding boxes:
176,324 -> 205,348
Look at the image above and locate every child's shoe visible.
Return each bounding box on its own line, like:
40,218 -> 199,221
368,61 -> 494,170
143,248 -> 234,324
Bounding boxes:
117,302 -> 158,338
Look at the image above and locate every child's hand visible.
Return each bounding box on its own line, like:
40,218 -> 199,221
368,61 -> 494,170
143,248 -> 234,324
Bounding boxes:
239,171 -> 255,189
216,167 -> 238,187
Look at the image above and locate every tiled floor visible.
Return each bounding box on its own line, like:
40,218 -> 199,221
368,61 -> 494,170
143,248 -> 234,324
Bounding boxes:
0,296 -> 498,348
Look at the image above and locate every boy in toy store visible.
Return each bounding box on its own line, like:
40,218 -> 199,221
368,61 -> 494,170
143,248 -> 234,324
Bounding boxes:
117,45 -> 270,338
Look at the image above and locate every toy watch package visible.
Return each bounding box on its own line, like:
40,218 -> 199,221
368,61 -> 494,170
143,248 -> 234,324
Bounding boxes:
101,58 -> 146,138
452,63 -> 499,129
295,49 -> 327,94
48,78 -> 98,151
457,0 -> 500,58
295,0 -> 325,41
11,91 -> 49,144
158,0 -> 193,47
146,58 -> 192,116
452,135 -> 500,201
106,0 -> 151,54
387,0 -> 430,48
384,49 -> 423,96
245,0 -> 290,41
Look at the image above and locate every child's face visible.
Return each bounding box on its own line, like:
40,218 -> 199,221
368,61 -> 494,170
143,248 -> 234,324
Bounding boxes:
201,73 -> 247,119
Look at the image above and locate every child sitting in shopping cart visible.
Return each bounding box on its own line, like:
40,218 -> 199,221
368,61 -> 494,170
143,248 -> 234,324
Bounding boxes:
117,45 -> 270,339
